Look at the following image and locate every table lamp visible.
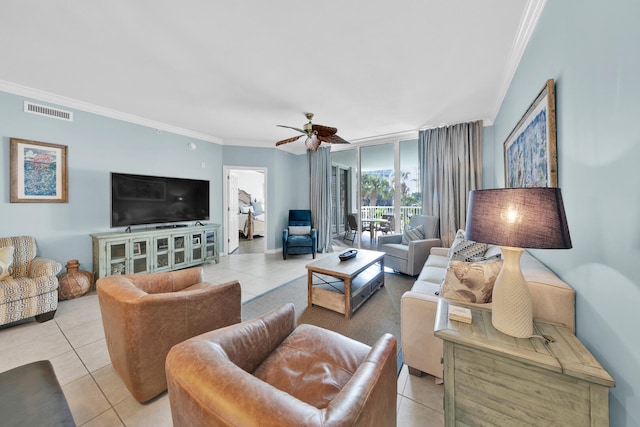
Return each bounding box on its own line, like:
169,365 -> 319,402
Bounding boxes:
465,188 -> 572,338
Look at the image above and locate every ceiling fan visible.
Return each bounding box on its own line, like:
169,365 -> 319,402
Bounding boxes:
275,113 -> 349,151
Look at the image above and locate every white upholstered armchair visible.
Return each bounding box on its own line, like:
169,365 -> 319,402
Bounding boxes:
377,215 -> 441,276
0,236 -> 62,326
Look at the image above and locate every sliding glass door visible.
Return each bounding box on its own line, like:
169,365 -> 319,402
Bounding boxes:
331,138 -> 421,249
331,149 -> 357,236
399,139 -> 421,231
360,144 -> 395,248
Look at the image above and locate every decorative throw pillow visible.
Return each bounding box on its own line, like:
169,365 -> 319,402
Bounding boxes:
402,225 -> 425,245
442,260 -> 503,304
0,246 -> 15,280
469,253 -> 502,262
251,201 -> 264,216
448,229 -> 489,261
447,229 -> 468,258
289,226 -> 311,235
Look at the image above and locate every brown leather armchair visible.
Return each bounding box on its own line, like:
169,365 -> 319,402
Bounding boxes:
166,303 -> 397,427
97,267 -> 241,403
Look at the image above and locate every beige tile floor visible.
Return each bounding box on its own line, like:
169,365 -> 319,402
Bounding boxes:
0,251 -> 444,426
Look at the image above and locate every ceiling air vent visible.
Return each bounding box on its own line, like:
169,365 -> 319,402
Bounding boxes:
24,101 -> 73,122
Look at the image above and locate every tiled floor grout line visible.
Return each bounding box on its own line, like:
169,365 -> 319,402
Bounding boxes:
53,316 -> 122,426
4,248 -> 442,426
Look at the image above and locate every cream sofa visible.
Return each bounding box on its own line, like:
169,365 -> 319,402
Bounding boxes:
401,245 -> 576,380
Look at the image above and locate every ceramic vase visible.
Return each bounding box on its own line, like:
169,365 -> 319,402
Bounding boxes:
58,260 -> 94,300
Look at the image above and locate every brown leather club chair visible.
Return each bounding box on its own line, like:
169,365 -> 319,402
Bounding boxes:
166,303 -> 397,427
97,267 -> 241,403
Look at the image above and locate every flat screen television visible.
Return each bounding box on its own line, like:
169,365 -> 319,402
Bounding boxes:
111,172 -> 210,228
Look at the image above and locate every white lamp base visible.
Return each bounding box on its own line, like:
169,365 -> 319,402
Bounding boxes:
492,247 -> 533,338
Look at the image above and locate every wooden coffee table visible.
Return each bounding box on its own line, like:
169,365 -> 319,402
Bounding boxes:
306,249 -> 385,319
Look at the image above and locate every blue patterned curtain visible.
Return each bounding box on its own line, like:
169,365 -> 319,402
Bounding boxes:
419,120 -> 483,246
308,147 -> 333,253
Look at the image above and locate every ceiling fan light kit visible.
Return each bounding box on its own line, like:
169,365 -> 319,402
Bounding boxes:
275,113 -> 350,151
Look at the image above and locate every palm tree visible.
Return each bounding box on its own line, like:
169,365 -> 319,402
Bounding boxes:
361,173 -> 392,206
390,170 -> 419,206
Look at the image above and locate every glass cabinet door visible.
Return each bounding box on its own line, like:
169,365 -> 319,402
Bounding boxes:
131,238 -> 150,274
172,234 -> 188,267
155,237 -> 170,271
205,230 -> 216,260
191,231 -> 205,263
107,241 -> 128,275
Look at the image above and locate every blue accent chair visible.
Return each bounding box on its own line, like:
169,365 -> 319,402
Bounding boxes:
282,210 -> 317,260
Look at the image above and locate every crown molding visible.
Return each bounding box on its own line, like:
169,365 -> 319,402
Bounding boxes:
0,80 -> 224,144
489,0 -> 547,123
345,129 -> 419,147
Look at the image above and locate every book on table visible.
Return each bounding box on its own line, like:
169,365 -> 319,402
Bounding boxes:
448,305 -> 472,324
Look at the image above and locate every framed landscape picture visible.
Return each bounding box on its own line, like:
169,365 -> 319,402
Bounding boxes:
503,79 -> 557,188
10,138 -> 68,203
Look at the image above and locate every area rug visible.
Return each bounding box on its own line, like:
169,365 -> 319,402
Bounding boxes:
242,272 -> 413,350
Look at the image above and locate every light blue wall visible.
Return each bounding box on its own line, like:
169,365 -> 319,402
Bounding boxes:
222,146 -> 308,251
489,1 -> 640,425
0,90 -> 309,270
481,125 -> 495,189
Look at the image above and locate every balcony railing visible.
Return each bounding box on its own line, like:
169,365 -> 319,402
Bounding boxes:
359,206 -> 422,233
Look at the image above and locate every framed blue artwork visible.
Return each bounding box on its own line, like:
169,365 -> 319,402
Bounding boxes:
10,138 -> 68,203
503,79 -> 557,188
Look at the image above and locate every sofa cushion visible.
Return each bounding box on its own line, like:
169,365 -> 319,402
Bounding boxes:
0,237 -> 37,278
448,229 -> 489,261
424,253 -> 450,269
411,280 -> 442,297
381,243 -> 410,260
0,246 -> 14,280
442,260 -> 502,303
253,323 -> 370,409
286,235 -> 313,248
402,225 -> 424,245
416,266 -> 446,285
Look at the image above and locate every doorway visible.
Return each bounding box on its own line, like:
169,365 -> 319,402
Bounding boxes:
223,166 -> 267,255
331,166 -> 351,235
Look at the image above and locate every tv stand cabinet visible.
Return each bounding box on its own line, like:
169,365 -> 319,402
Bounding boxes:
91,224 -> 220,279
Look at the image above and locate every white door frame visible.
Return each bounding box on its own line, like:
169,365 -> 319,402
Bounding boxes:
223,165 -> 268,256
227,173 -> 239,254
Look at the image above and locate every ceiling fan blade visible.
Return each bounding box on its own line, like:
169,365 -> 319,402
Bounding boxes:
277,125 -> 305,134
275,135 -> 303,146
312,124 -> 337,137
318,133 -> 350,144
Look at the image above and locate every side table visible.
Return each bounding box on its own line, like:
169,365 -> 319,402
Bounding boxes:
434,299 -> 615,426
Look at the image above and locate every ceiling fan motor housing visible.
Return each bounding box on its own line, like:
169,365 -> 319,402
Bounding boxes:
303,120 -> 313,136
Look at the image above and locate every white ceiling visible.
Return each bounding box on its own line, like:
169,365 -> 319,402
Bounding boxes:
0,1 -> 544,155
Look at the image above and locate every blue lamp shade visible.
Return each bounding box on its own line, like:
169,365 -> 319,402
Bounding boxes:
465,188 -> 572,250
